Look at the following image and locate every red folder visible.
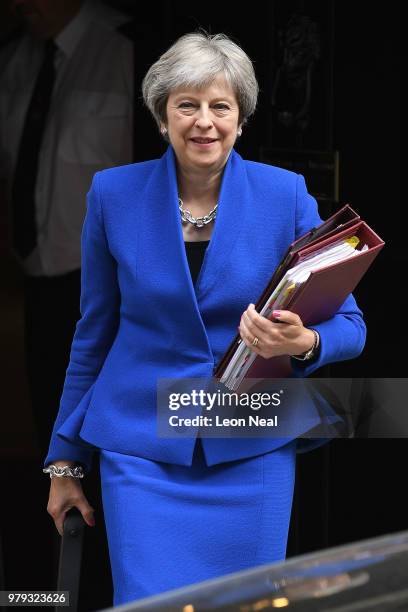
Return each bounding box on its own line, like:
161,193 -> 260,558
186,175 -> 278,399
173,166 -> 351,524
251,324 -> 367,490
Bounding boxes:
214,205 -> 384,383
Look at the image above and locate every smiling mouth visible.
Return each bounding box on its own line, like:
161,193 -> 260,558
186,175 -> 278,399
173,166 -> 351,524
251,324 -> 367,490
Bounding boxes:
190,138 -> 218,144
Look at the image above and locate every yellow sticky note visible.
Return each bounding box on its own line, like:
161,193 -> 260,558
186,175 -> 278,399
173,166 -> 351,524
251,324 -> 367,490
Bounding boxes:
345,236 -> 360,248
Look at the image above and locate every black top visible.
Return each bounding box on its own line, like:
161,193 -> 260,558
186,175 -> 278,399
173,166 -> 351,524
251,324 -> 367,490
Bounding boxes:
184,240 -> 210,286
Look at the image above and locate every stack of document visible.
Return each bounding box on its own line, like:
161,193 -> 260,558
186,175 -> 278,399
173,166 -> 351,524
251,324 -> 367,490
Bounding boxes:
266,236 -> 368,314
215,205 -> 384,391
221,236 -> 368,390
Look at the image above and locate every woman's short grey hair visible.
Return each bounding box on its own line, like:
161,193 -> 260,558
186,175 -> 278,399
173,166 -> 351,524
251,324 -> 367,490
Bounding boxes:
142,31 -> 259,133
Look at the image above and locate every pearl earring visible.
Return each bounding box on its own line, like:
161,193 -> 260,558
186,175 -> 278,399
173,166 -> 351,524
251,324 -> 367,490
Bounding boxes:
161,127 -> 167,135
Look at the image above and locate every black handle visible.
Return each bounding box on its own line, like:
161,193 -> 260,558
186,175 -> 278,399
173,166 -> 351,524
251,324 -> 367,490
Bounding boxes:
55,508 -> 85,612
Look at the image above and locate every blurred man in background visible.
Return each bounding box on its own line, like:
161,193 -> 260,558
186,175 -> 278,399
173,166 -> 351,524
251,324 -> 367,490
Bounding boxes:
0,0 -> 134,458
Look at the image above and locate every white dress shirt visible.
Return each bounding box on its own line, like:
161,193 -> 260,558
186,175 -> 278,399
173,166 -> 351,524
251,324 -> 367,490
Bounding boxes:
0,0 -> 133,276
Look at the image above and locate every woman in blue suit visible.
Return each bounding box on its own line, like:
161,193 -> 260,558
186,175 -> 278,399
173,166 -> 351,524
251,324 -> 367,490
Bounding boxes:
44,32 -> 366,606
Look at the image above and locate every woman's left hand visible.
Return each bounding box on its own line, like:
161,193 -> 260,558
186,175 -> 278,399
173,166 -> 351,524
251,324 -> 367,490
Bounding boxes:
239,304 -> 315,359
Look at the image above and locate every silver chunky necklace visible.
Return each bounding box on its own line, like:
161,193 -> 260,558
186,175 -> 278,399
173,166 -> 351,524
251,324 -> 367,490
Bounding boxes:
178,197 -> 218,228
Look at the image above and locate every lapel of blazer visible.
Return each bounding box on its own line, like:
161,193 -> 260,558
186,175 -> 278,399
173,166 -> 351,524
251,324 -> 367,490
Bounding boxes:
191,147 -> 251,301
138,145 -> 250,362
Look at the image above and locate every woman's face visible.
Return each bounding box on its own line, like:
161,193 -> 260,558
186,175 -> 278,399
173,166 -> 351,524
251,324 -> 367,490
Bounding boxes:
164,77 -> 241,174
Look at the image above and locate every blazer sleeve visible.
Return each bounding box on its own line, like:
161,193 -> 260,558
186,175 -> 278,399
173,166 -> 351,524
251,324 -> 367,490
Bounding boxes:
290,174 -> 367,378
43,172 -> 120,473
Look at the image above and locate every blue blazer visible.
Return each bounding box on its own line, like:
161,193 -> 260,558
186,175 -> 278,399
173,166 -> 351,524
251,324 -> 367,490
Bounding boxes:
44,146 -> 366,473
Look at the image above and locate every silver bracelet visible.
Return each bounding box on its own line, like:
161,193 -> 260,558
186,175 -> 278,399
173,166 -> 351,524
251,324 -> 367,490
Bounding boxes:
291,329 -> 320,361
43,464 -> 84,479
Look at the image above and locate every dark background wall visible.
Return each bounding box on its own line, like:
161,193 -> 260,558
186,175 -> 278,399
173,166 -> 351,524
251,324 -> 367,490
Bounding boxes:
1,1 -> 406,609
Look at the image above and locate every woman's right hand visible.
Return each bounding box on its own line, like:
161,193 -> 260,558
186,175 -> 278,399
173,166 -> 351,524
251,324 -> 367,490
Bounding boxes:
46,463 -> 95,536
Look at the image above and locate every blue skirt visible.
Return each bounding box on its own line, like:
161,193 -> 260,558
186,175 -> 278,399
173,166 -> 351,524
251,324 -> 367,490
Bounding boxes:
99,438 -> 297,606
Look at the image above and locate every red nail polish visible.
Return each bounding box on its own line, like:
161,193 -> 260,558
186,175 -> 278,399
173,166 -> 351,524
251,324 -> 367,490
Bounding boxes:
273,310 -> 281,317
